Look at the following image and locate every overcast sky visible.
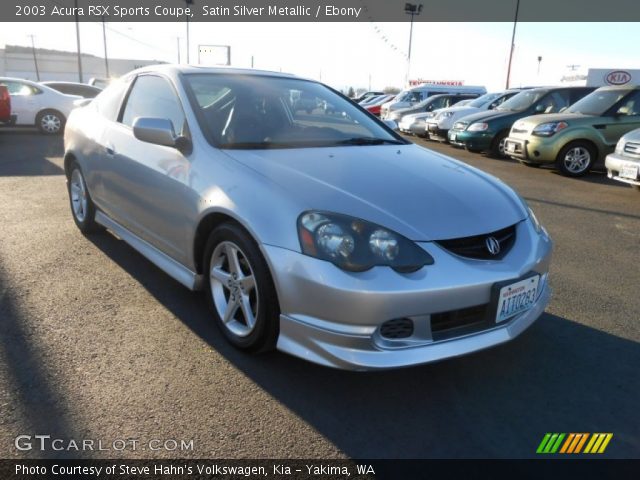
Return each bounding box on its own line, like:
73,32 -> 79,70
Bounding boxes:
1,22 -> 639,91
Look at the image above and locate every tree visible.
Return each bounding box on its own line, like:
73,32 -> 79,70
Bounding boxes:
383,86 -> 401,94
347,86 -> 355,98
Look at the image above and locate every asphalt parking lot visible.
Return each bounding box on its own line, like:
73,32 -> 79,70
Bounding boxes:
0,129 -> 638,459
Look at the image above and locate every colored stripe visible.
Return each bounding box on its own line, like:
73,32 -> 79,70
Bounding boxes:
544,434 -> 559,453
590,434 -> 606,453
597,434 -> 613,454
567,434 -> 582,453
584,433 -> 598,453
574,433 -> 589,453
550,433 -> 566,453
537,433 -> 552,453
560,434 -> 575,453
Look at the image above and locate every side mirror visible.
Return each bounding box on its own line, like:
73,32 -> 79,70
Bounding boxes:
614,106 -> 630,116
133,117 -> 192,154
383,119 -> 398,130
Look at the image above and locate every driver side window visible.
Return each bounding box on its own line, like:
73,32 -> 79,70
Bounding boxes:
121,75 -> 186,136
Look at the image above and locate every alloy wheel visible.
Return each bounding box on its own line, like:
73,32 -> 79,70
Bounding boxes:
563,147 -> 591,174
70,169 -> 88,222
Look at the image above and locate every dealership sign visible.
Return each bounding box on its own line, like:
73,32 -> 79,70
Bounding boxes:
409,79 -> 465,87
587,68 -> 640,86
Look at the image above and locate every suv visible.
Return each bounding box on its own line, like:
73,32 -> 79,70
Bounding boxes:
505,86 -> 640,176
448,87 -> 595,158
605,127 -> 640,190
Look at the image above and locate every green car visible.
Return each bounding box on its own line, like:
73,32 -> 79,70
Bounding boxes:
448,87 -> 594,158
505,86 -> 640,176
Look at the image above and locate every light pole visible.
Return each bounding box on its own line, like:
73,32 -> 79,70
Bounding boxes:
101,17 -> 110,78
537,55 -> 542,76
74,0 -> 83,82
404,3 -> 423,87
185,0 -> 194,63
28,35 -> 40,81
505,0 -> 520,89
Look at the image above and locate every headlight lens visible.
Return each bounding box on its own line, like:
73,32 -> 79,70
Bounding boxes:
298,211 -> 434,272
615,137 -> 625,154
467,122 -> 489,132
531,121 -> 568,137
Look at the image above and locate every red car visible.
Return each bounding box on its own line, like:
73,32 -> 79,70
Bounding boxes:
0,85 -> 11,123
365,94 -> 394,117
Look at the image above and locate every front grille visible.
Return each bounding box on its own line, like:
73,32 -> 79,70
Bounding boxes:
380,318 -> 414,339
430,304 -> 491,341
436,224 -> 517,260
623,141 -> 640,156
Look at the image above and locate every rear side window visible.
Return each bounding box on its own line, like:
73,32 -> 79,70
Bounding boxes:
121,75 -> 186,135
94,78 -> 130,121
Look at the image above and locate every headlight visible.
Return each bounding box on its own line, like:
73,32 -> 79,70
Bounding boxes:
531,121 -> 568,137
453,121 -> 467,130
528,207 -> 546,235
425,111 -> 436,118
615,137 -> 625,154
297,211 -> 434,272
467,122 -> 489,132
439,112 -> 454,119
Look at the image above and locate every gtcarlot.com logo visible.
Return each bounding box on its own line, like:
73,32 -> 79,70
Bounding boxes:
536,433 -> 613,454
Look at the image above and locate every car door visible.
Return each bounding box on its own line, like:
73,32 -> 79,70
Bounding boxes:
0,80 -> 40,125
102,74 -> 193,265
598,90 -> 640,148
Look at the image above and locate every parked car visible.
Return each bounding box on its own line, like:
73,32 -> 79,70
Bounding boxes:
354,91 -> 385,103
388,93 -> 480,124
505,86 -> 640,176
0,77 -> 82,134
64,65 -> 552,370
605,127 -> 640,190
0,85 -> 11,124
448,87 -> 595,158
380,84 -> 486,119
41,81 -> 103,98
359,94 -> 387,106
425,90 -> 523,142
363,94 -> 396,116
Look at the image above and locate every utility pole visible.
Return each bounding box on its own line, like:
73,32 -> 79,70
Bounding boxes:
537,55 -> 542,76
74,0 -> 83,82
505,0 -> 520,89
101,17 -> 110,78
177,37 -> 181,63
251,55 -> 254,68
404,3 -> 423,87
28,35 -> 40,81
185,0 -> 194,63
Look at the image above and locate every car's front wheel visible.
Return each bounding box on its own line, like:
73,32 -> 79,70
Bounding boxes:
67,162 -> 102,233
204,223 -> 280,352
557,141 -> 595,177
36,109 -> 66,135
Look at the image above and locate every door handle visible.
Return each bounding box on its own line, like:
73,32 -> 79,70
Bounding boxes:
105,144 -> 115,156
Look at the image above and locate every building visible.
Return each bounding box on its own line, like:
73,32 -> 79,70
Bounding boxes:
0,44 -> 165,83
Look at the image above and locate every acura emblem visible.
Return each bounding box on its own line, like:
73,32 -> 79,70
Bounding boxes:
485,236 -> 501,255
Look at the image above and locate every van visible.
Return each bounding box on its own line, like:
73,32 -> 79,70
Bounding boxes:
380,83 -> 486,119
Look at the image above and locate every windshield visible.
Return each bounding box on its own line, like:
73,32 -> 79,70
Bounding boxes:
566,89 -> 630,115
497,90 -> 547,111
467,92 -> 502,108
185,74 -> 403,149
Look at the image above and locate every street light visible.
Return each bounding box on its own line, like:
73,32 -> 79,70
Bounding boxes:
505,0 -> 520,89
404,3 -> 423,86
101,17 -> 110,78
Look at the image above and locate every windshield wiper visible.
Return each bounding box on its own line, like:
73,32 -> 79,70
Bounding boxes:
335,137 -> 404,146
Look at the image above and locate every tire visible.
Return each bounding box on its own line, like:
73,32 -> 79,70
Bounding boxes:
204,223 -> 280,352
556,141 -> 596,177
465,146 -> 483,154
490,131 -> 509,158
520,161 -> 541,168
36,109 -> 66,135
67,161 -> 102,234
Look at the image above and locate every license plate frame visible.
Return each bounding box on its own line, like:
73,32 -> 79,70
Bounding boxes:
619,163 -> 639,180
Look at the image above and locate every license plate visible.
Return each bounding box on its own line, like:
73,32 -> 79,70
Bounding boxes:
506,141 -> 517,153
449,132 -> 457,141
495,275 -> 540,323
620,163 -> 639,180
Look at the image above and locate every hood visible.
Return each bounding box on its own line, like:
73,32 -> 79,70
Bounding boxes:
224,144 -> 527,241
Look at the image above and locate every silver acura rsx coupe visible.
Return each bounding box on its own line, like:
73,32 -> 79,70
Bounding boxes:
64,65 -> 553,370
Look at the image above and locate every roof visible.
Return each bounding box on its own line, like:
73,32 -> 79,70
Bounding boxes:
131,63 -> 299,80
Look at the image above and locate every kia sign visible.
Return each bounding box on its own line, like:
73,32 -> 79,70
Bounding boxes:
605,70 -> 631,85
587,68 -> 640,87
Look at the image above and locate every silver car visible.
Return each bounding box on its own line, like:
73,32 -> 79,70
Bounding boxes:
605,128 -> 640,191
64,65 -> 553,370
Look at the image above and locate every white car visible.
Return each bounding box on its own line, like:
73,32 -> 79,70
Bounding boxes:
0,77 -> 82,134
425,90 -> 522,142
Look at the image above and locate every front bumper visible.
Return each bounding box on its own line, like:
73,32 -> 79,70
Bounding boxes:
398,120 -> 427,136
263,219 -> 553,370
605,152 -> 640,186
504,136 -> 559,164
426,122 -> 449,141
448,130 -> 494,151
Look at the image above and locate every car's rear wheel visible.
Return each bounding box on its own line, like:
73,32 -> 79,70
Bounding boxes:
36,109 -> 65,135
67,162 -> 102,233
557,141 -> 595,177
204,223 -> 279,352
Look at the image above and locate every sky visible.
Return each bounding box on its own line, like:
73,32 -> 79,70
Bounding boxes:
1,21 -> 640,92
